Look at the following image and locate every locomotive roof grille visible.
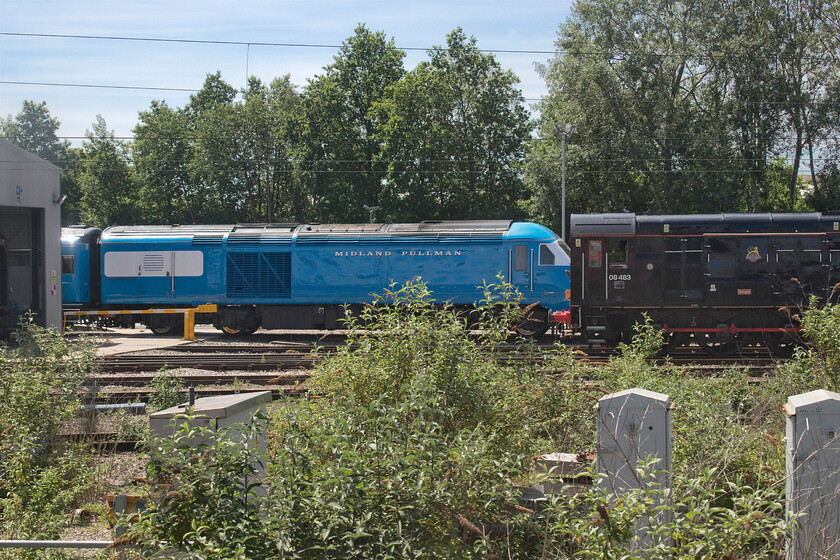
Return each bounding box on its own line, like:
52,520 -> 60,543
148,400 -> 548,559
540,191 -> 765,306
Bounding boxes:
100,221 -> 519,243
572,213 -> 836,236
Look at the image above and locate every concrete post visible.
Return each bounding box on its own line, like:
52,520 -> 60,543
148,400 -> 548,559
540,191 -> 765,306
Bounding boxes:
596,388 -> 673,551
785,389 -> 840,560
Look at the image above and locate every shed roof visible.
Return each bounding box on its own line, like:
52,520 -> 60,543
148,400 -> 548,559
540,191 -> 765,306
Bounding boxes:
0,139 -> 62,174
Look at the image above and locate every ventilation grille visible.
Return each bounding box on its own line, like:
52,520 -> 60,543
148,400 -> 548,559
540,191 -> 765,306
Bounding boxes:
193,234 -> 225,246
143,254 -> 165,272
226,252 -> 291,298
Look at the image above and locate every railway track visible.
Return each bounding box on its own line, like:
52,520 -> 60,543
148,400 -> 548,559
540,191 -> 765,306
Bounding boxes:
69,338 -> 786,444
89,341 -> 784,397
97,352 -> 321,372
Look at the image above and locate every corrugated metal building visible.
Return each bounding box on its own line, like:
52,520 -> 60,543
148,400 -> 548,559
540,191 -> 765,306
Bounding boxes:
0,139 -> 63,333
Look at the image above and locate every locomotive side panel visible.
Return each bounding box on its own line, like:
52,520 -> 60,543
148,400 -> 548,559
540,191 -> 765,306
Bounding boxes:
292,239 -> 388,305
99,235 -> 226,306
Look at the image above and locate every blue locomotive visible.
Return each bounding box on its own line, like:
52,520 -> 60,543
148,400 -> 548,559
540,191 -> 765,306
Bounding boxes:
62,221 -> 572,336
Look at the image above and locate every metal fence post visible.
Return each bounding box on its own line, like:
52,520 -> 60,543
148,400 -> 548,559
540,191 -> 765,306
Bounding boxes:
785,389 -> 840,560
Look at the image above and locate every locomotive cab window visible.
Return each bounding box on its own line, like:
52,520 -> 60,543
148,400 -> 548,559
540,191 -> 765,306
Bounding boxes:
607,240 -> 627,265
706,237 -> 737,279
514,245 -> 528,271
62,255 -> 75,274
539,241 -> 567,266
588,240 -> 603,268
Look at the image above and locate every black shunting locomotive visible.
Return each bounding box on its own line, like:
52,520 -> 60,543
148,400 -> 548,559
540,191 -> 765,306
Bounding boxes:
570,213 -> 840,355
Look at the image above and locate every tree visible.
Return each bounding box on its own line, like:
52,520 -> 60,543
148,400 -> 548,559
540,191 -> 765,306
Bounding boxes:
234,76 -> 305,222
75,116 -> 138,227
773,0 -> 840,209
299,25 -> 405,222
134,73 -> 242,224
133,100 -> 196,223
135,72 -> 306,225
1,101 -> 81,224
0,100 -> 69,164
529,0 -> 753,230
376,29 -> 532,221
527,0 -> 836,224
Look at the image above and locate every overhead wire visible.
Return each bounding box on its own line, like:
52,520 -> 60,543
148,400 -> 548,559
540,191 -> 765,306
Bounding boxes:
3,31 -> 838,61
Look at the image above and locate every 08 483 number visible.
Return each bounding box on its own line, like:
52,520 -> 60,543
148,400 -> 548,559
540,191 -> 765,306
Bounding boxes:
609,274 -> 632,281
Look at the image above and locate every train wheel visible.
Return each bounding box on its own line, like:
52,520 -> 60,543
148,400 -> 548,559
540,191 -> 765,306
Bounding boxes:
513,306 -> 549,338
659,332 -> 687,356
763,332 -> 798,358
147,316 -> 184,336
219,326 -> 258,336
694,332 -> 749,356
513,319 -> 549,338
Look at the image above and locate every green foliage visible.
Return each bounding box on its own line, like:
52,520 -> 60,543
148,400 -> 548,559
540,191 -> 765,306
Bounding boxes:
0,100 -> 69,163
131,415 -> 269,559
299,24 -> 406,223
793,299 -> 840,390
375,28 -> 533,221
528,0 -> 840,220
267,397 -> 528,560
311,279 -> 556,454
0,316 -> 97,540
133,72 -> 305,225
147,369 -> 184,412
543,462 -> 791,559
126,288 -> 819,558
578,318 -> 786,482
71,116 -> 138,227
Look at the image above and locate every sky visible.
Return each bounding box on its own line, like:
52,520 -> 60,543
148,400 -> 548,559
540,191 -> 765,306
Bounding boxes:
0,1 -> 574,146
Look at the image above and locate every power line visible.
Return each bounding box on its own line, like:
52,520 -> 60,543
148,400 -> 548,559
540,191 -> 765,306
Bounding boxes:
0,80 -> 199,93
3,31 -> 838,62
1,79 -> 541,102
0,31 -> 556,55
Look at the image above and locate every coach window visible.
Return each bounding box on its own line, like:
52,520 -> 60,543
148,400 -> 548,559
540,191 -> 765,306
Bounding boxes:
607,240 -> 627,265
514,244 -> 528,271
62,255 -> 75,274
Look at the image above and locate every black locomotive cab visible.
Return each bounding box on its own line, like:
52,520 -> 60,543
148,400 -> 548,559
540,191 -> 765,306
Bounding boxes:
571,213 -> 840,355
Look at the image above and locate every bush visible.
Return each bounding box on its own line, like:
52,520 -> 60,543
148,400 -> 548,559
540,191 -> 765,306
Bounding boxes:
311,279 -> 568,457
127,285 -> 812,558
130,415 -> 270,559
131,395 -> 533,560
148,368 -> 184,412
267,395 -> 530,560
542,462 -> 792,559
0,315 -> 98,541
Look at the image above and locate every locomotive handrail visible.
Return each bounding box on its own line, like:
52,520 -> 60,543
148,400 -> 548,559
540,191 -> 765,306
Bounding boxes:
63,304 -> 218,341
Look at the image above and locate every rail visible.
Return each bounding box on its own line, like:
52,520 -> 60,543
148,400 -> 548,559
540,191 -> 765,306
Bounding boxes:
0,540 -> 115,549
63,303 -> 218,341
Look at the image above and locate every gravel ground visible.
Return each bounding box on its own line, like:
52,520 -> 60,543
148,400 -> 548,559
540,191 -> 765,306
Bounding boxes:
59,451 -> 147,552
